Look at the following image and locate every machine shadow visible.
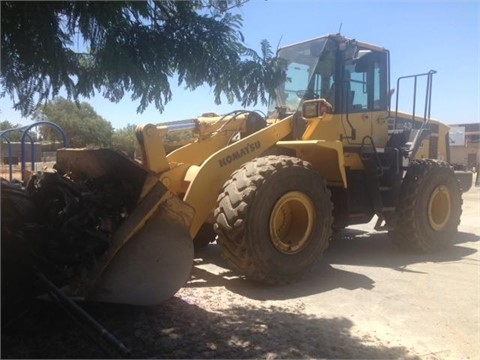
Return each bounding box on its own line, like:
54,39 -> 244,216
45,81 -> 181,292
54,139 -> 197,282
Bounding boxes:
191,239 -> 374,300
188,260 -> 375,301
190,227 -> 478,300
454,231 -> 480,244
326,228 -> 478,268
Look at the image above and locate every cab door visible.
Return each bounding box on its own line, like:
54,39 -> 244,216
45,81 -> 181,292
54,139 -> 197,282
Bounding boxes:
340,51 -> 389,148
368,51 -> 390,148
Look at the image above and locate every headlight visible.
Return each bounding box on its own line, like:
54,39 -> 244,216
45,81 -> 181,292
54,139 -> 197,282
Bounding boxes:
303,101 -> 319,118
302,99 -> 332,118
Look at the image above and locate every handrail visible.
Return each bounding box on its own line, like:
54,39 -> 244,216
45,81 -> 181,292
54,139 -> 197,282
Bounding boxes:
394,70 -> 436,159
360,135 -> 383,177
394,70 -> 437,130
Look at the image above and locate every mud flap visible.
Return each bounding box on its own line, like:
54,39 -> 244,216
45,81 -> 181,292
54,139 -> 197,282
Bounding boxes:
87,188 -> 195,306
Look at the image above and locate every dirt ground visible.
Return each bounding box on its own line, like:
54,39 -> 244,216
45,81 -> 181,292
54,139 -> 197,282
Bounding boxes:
2,187 -> 479,359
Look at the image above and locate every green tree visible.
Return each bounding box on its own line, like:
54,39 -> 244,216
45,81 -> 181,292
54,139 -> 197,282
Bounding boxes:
1,1 -> 285,117
111,124 -> 138,158
0,120 -> 15,131
34,97 -> 113,148
0,120 -> 22,142
0,120 -> 39,142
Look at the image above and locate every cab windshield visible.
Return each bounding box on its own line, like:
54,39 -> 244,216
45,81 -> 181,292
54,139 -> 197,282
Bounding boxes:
267,37 -> 335,118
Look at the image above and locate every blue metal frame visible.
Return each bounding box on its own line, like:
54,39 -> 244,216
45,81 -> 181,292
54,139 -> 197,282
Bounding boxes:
0,121 -> 68,182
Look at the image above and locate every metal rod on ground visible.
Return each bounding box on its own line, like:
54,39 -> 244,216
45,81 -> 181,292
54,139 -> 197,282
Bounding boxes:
45,290 -> 118,359
36,272 -> 131,358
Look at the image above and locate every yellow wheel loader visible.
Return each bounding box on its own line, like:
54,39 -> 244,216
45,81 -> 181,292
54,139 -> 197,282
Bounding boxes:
2,34 -> 467,310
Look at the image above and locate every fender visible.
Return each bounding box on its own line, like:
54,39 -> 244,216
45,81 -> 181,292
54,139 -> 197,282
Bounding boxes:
183,117 -> 293,237
275,140 -> 347,188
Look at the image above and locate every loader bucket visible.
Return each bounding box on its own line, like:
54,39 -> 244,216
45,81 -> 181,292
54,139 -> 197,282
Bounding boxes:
55,149 -> 194,305
87,190 -> 194,305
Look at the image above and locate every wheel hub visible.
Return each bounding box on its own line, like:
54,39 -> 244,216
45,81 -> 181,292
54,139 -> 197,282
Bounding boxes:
269,191 -> 315,254
428,185 -> 451,231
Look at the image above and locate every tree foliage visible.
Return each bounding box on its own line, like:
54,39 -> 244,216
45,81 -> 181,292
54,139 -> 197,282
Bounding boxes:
111,124 -> 198,158
1,1 -> 285,117
0,120 -> 22,142
34,98 -> 113,148
111,123 -> 138,158
0,120 -> 16,131
0,120 -> 40,142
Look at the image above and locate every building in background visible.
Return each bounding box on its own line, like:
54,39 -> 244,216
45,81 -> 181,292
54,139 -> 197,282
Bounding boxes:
448,123 -> 480,171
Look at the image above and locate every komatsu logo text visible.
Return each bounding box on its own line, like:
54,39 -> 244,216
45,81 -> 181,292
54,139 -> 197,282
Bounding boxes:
219,141 -> 261,167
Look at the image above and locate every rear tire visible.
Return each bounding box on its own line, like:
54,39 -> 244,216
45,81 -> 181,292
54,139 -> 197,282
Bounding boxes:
214,156 -> 333,284
390,159 -> 462,252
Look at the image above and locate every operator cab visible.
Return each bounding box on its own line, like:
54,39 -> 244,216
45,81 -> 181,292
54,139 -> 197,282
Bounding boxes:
268,34 -> 390,120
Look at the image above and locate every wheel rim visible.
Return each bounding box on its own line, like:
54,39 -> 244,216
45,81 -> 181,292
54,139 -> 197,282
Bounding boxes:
269,191 -> 315,254
428,185 -> 451,231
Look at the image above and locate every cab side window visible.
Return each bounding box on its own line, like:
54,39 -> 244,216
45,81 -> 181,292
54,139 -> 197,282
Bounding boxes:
343,51 -> 387,113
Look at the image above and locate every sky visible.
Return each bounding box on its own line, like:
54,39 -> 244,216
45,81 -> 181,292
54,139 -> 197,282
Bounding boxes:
0,0 -> 479,130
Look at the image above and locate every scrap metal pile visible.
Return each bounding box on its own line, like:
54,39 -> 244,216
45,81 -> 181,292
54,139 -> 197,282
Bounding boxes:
1,167 -> 134,315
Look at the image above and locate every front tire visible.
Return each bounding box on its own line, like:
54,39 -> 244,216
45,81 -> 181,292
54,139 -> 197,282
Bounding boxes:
390,159 -> 462,252
214,156 -> 333,284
